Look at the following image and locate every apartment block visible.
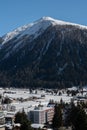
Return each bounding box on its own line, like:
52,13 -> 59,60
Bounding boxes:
29,106 -> 54,124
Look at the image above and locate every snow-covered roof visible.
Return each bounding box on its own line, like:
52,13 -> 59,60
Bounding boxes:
31,123 -> 44,128
14,123 -> 21,127
68,87 -> 78,91
0,125 -> 5,128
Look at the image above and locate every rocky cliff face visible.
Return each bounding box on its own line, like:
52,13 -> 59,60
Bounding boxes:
0,17 -> 87,88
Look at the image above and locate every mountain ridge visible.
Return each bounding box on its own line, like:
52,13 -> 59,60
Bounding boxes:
2,17 -> 87,45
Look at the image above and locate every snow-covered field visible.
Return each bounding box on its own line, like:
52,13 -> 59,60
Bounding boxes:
0,86 -> 87,114
0,88 -> 73,113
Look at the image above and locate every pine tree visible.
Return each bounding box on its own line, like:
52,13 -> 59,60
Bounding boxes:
66,104 -> 87,130
15,110 -> 33,130
52,104 -> 62,129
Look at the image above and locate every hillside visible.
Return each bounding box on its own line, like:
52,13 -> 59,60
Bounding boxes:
0,17 -> 87,88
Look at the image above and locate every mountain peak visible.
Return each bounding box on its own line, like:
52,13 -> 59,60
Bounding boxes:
40,16 -> 55,21
39,16 -> 87,29
2,17 -> 87,45
39,16 -> 68,24
2,17 -> 54,45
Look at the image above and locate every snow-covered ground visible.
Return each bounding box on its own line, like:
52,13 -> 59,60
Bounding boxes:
0,87 -> 87,114
0,88 -> 73,113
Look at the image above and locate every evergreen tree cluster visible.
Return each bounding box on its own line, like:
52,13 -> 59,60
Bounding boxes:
66,104 -> 87,130
52,102 -> 87,130
15,110 -> 33,130
52,104 -> 63,129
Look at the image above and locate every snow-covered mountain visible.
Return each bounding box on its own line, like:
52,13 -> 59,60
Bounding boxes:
0,17 -> 87,88
1,17 -> 87,58
2,17 -> 87,45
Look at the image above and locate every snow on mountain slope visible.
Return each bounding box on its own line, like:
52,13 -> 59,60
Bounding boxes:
2,17 -> 87,45
2,17 -> 53,45
43,17 -> 87,29
2,24 -> 33,44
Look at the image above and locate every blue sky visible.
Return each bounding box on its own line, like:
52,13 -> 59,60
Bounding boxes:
0,0 -> 87,36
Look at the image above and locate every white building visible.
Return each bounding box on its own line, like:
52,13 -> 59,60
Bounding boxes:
29,106 -> 54,124
0,112 -> 5,130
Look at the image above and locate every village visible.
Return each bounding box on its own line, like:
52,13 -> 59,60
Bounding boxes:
0,86 -> 87,130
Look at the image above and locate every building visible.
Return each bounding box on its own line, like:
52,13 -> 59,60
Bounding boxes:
45,108 -> 54,123
5,112 -> 15,125
0,112 -> 5,130
5,112 -> 15,130
29,106 -> 54,124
